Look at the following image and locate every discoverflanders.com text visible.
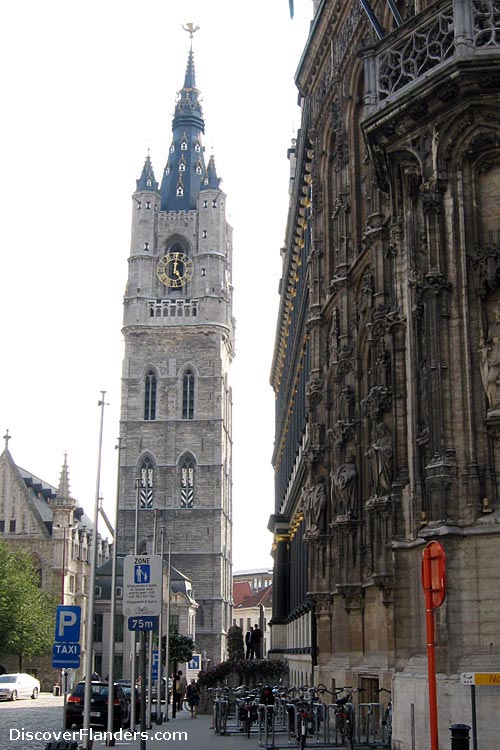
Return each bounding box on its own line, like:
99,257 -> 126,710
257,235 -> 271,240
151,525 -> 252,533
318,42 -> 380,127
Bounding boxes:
10,728 -> 188,742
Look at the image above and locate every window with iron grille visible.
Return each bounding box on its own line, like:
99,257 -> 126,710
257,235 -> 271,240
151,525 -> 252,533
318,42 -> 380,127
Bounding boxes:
140,457 -> 154,509
180,454 -> 195,508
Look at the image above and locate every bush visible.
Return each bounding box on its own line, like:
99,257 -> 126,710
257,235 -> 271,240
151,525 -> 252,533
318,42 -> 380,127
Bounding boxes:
198,658 -> 288,688
227,625 -> 245,660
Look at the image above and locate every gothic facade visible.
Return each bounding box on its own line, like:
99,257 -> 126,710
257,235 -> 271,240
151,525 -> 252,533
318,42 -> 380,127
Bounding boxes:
116,42 -> 234,665
270,1 -> 500,747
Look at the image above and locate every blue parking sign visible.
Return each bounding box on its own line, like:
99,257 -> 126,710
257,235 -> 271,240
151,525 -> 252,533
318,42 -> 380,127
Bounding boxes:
54,605 -> 81,643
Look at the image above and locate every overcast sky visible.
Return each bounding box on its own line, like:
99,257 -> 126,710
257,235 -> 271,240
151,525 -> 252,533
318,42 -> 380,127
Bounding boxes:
0,0 -> 312,570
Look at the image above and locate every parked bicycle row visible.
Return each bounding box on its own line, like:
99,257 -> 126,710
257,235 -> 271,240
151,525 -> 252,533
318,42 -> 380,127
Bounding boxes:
207,683 -> 392,748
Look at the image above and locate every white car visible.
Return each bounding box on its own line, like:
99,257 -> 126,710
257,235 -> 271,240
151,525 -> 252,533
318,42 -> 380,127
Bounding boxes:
0,673 -> 40,701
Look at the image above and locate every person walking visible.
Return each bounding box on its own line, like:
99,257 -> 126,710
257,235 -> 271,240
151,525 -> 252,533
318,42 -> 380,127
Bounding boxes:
251,623 -> 263,659
245,626 -> 254,659
186,679 -> 200,718
177,670 -> 187,710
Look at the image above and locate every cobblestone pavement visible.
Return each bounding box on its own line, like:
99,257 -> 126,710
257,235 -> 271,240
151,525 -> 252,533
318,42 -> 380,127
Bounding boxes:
0,694 -> 267,750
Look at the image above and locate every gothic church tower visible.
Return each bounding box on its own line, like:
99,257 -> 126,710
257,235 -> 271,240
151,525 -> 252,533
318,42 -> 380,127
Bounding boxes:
117,39 -> 234,664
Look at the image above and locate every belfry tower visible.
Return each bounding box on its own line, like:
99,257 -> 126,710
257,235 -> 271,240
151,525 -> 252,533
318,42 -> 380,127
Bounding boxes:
117,34 -> 235,664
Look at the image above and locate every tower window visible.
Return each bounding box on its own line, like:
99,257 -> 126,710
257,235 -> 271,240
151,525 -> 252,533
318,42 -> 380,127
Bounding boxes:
144,242 -> 149,251
136,201 -> 141,210
203,200 -> 208,208
146,201 -> 151,209
140,456 -> 154,509
194,143 -> 201,153
196,165 -> 202,175
180,454 -> 195,508
179,162 -> 186,172
182,369 -> 195,419
177,186 -> 184,197
181,141 -> 188,151
144,370 -> 157,420
212,200 -> 217,208
202,230 -> 207,238
146,178 -> 152,186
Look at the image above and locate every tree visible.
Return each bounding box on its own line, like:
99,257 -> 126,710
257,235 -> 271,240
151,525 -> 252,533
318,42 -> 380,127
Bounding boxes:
0,540 -> 57,670
227,625 -> 245,660
162,632 -> 196,665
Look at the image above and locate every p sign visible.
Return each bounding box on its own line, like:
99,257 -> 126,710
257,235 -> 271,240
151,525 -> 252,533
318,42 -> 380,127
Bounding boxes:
54,605 -> 81,643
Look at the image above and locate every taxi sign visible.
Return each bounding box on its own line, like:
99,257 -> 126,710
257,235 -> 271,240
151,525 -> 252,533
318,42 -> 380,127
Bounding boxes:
123,554 -> 162,617
461,672 -> 500,686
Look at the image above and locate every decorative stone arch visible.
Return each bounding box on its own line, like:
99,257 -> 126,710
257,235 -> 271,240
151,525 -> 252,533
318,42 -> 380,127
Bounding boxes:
137,452 -> 157,510
177,451 -> 197,508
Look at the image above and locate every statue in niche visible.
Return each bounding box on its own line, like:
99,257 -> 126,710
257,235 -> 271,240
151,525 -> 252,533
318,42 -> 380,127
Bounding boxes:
303,480 -> 327,538
331,456 -> 357,518
366,422 -> 393,497
479,301 -> 500,412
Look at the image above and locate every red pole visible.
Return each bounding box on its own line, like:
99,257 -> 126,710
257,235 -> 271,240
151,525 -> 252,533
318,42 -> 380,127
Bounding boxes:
424,581 -> 439,750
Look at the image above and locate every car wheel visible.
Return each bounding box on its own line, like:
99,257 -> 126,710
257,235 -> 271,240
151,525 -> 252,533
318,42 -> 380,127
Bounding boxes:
31,688 -> 39,699
11,691 -> 17,701
65,719 -> 73,730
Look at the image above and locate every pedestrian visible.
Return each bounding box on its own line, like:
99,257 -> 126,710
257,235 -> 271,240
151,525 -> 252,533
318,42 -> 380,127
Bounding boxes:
186,678 -> 200,718
177,670 -> 187,710
172,671 -> 181,709
251,623 -> 263,659
245,625 -> 254,659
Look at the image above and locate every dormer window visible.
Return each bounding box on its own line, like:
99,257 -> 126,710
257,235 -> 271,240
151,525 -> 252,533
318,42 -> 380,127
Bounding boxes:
194,143 -> 201,153
196,164 -> 202,175
204,177 -> 209,185
181,141 -> 188,151
146,178 -> 152,186
165,166 -> 170,175
170,144 -> 175,153
179,163 -> 185,172
177,186 -> 184,197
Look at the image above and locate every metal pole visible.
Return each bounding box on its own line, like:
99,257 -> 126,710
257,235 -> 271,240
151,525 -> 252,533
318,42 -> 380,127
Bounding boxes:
106,437 -> 122,742
156,527 -> 164,724
146,511 -> 158,728
83,393 -> 107,750
471,686 -> 477,750
164,538 -> 171,722
129,477 -> 140,730
425,587 -> 439,750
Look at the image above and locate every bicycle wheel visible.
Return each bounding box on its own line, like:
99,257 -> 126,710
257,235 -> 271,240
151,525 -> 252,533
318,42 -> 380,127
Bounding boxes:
246,714 -> 251,738
300,718 -> 307,749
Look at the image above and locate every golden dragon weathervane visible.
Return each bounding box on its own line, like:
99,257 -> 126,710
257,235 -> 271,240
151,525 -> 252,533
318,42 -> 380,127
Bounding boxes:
182,23 -> 200,39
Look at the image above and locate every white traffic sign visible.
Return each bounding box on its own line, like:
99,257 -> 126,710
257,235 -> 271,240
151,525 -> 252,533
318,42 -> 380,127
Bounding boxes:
461,672 -> 500,686
123,554 -> 162,617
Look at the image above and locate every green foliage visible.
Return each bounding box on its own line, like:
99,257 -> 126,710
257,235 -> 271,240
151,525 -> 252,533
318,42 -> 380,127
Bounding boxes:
163,633 -> 195,667
0,540 -> 57,669
227,624 -> 245,660
197,658 -> 289,688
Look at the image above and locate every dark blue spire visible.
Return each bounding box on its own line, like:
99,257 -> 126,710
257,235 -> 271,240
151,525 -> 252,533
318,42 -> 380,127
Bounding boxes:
160,45 -> 209,211
205,154 -> 221,190
136,154 -> 159,192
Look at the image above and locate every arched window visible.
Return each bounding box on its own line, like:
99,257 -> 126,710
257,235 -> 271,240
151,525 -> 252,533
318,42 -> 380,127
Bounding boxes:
144,370 -> 157,420
180,454 -> 195,508
182,369 -> 195,419
140,456 -> 154,509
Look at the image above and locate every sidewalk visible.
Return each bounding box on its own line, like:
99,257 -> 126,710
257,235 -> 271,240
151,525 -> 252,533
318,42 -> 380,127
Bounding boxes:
91,709 -> 264,750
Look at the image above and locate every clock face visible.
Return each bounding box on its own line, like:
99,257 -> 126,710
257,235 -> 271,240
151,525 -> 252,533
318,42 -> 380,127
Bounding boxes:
157,252 -> 194,288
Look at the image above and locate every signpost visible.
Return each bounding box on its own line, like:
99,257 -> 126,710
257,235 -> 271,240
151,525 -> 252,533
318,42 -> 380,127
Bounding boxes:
124,554 -> 162,624
52,605 -> 81,668
421,541 -> 446,750
461,672 -> 500,750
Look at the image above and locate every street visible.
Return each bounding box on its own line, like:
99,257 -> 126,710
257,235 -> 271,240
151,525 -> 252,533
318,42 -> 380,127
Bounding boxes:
0,693 -> 266,750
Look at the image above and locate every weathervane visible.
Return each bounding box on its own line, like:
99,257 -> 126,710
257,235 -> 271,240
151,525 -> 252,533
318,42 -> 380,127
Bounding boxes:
182,22 -> 200,39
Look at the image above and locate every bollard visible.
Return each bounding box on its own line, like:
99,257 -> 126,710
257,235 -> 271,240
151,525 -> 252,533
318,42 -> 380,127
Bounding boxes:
449,723 -> 470,750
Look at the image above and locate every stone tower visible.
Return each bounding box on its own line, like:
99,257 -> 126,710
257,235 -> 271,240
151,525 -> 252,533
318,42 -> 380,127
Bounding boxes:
116,40 -> 235,664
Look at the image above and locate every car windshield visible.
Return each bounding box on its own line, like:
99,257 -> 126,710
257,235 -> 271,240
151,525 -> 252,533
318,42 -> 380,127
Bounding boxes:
0,677 -> 16,684
73,683 -> 109,697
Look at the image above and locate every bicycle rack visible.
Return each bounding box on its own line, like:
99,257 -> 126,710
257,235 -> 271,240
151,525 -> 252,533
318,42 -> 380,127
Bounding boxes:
357,703 -> 385,746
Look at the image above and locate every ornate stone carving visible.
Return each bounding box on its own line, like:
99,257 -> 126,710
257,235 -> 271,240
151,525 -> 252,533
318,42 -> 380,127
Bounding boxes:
302,480 -> 327,539
328,420 -> 357,447
479,298 -> 500,411
337,584 -> 365,613
331,457 -> 358,518
366,422 -> 393,497
306,377 -> 324,406
334,344 -> 355,380
361,385 -> 392,420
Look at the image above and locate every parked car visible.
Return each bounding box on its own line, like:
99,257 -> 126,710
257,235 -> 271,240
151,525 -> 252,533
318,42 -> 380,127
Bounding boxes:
0,673 -> 40,701
115,679 -> 140,719
66,681 -> 130,730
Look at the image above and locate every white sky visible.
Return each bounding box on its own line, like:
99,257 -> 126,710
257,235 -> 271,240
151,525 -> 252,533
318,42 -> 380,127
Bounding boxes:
0,0 -> 312,570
